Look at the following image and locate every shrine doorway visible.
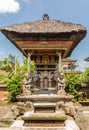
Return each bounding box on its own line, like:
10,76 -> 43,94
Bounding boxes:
43,77 -> 48,90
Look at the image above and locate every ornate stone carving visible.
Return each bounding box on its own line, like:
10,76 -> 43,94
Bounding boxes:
17,101 -> 34,115
51,56 -> 55,63
42,55 -> 49,64
39,71 -> 53,90
36,55 -> 40,63
57,73 -> 66,95
23,73 -> 32,95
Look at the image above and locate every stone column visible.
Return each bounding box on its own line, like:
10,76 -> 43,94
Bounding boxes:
48,72 -> 53,88
39,72 -> 43,90
40,77 -> 43,90
49,78 -> 52,88
57,52 -> 62,72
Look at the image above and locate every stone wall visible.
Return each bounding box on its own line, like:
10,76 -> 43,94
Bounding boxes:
0,84 -> 7,91
80,87 -> 89,98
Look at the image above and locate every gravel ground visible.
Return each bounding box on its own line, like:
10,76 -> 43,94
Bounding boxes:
0,103 -> 18,127
74,106 -> 89,130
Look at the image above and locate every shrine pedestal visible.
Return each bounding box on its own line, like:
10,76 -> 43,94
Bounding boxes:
17,94 -> 73,102
16,93 -> 76,127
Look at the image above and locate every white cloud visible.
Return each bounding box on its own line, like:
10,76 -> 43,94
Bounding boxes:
0,0 -> 20,14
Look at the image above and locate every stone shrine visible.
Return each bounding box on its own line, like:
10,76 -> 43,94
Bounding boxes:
1,14 -> 87,128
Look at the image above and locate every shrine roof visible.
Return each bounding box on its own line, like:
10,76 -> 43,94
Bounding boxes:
0,15 -> 87,57
1,19 -> 86,34
84,57 -> 89,62
62,58 -> 77,63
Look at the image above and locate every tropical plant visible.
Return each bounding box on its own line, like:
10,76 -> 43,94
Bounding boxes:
0,54 -> 16,72
0,54 -> 22,76
65,73 -> 82,102
82,67 -> 89,82
0,74 -> 9,84
7,74 -> 22,102
0,58 -> 13,72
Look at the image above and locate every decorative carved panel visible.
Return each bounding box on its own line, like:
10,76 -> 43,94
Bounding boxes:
36,56 -> 40,63
42,55 -> 49,64
51,56 -> 55,63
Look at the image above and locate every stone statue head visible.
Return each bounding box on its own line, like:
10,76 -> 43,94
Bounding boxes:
25,73 -> 30,80
60,73 -> 64,79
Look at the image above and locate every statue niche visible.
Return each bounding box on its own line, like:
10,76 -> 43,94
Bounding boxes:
39,71 -> 48,90
38,71 -> 54,91
42,55 -> 49,64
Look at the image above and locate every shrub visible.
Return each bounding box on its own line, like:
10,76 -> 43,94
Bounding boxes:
65,73 -> 82,102
82,67 -> 89,82
7,74 -> 22,102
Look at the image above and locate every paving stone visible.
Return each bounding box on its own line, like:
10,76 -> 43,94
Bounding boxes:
10,120 -> 24,127
65,120 -> 80,130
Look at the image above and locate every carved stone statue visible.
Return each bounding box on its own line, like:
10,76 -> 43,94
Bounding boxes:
23,73 -> 32,95
57,73 -> 65,95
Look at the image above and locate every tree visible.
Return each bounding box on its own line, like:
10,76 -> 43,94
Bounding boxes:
0,58 -> 13,72
0,54 -> 16,72
20,57 -> 35,77
0,54 -> 21,75
8,54 -> 15,65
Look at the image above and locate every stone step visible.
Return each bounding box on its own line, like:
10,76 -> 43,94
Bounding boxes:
34,103 -> 56,113
22,111 -> 67,121
25,120 -> 64,127
0,127 -> 66,130
34,103 -> 56,108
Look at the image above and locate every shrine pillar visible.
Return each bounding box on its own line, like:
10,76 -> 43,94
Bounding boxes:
57,52 -> 62,72
28,52 -> 32,74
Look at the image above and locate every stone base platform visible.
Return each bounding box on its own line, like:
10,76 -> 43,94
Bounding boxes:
17,94 -> 73,102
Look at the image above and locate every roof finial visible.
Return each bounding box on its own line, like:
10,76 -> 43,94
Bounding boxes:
43,14 -> 49,20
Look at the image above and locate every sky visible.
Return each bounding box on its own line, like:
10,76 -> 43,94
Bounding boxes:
0,0 -> 89,70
